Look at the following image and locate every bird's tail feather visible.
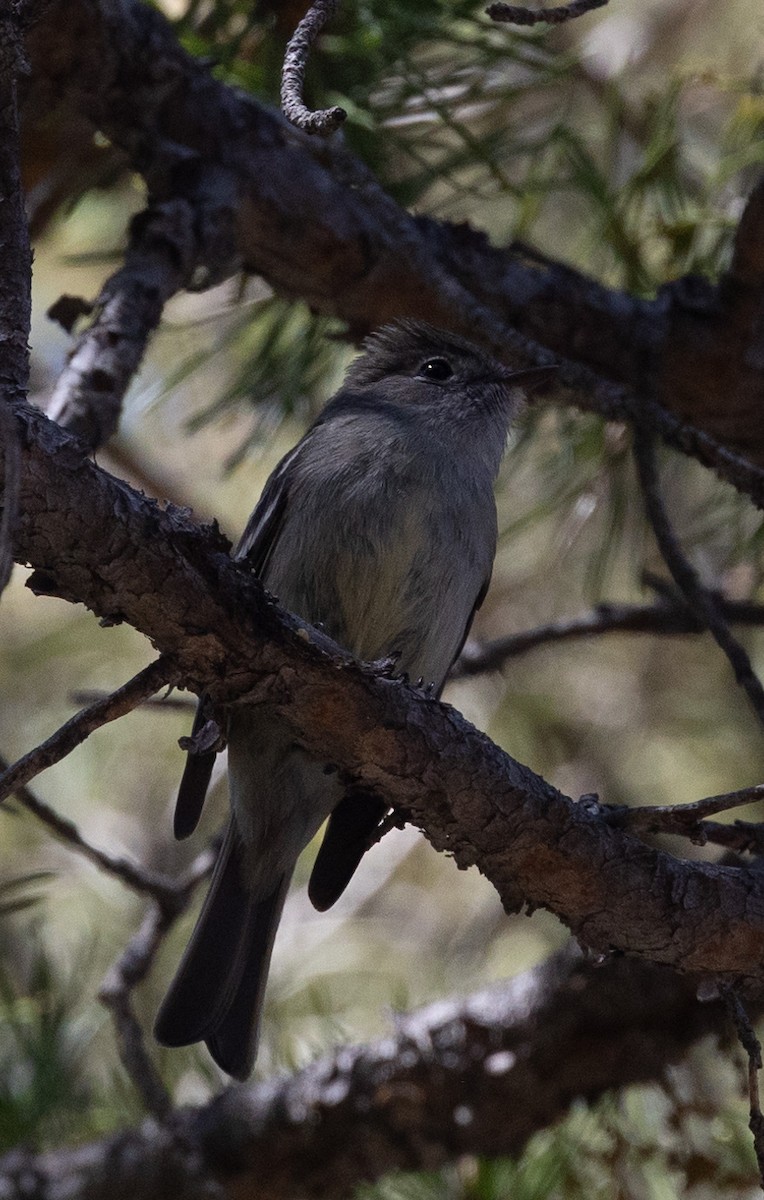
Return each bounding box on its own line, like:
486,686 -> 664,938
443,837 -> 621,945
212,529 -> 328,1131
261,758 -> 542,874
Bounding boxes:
154,822 -> 291,1080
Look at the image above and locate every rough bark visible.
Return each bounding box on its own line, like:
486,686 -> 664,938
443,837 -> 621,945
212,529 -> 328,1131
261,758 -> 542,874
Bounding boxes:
0,949 -> 738,1200
19,0 -> 764,468
7,398 -> 764,984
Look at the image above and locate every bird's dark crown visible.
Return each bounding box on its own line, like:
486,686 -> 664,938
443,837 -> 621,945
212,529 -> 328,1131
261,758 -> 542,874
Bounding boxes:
344,319 -> 507,388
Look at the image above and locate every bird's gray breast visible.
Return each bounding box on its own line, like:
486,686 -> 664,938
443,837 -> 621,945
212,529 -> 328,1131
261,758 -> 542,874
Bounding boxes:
263,416 -> 497,687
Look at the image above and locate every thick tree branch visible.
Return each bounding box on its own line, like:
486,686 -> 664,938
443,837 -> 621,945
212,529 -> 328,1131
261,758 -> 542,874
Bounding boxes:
20,0 -> 764,480
46,199 -> 202,447
0,3 -> 30,597
0,949 -> 741,1199
7,397 -> 764,983
0,406 -> 20,594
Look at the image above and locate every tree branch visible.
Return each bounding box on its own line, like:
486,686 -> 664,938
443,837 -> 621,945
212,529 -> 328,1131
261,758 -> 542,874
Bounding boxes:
602,785 -> 764,855
99,844 -> 216,1119
1,752 -> 191,904
633,424 -> 764,727
0,406 -> 21,595
99,901 -> 175,1120
7,397 -> 764,982
0,655 -> 178,802
722,987 -> 764,1192
618,784 -> 764,835
454,594 -> 764,677
20,0 -> 764,478
0,2 -> 30,599
46,200 -> 201,447
0,948 -> 742,1199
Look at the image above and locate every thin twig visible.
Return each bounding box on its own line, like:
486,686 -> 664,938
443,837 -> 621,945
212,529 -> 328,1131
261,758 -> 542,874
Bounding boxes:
0,753 -> 181,902
722,986 -> 764,1194
3,749 -> 218,1114
0,655 -> 178,803
99,901 -> 175,1118
454,596 -> 764,677
690,820 -> 764,856
69,689 -> 196,712
612,785 -> 764,835
99,841 -> 217,1116
281,0 -> 347,136
633,424 -> 764,729
487,0 -> 608,24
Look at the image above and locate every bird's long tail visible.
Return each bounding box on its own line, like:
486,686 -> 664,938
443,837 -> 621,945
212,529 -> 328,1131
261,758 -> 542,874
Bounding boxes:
154,823 -> 290,1080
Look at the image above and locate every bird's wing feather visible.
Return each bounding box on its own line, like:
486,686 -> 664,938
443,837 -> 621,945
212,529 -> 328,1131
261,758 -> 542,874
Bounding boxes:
233,442 -> 300,567
172,454 -> 298,839
308,790 -> 390,912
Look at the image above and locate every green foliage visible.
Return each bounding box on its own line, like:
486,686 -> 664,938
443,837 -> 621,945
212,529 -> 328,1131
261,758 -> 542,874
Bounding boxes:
165,295 -> 349,469
170,0 -> 764,291
0,919 -> 92,1151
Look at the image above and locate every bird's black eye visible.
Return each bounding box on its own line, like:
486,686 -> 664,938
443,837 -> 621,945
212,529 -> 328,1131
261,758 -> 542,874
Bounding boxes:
418,357 -> 454,382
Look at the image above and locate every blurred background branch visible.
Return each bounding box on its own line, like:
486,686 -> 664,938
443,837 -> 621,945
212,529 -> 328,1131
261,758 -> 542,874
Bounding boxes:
0,947 -> 746,1199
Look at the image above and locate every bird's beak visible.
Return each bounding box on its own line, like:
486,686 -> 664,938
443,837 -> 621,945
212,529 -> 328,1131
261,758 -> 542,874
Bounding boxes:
501,364 -> 558,392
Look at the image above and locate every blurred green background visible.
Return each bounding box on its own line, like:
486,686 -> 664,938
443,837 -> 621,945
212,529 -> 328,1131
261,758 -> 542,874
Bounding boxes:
3,0 -> 764,1193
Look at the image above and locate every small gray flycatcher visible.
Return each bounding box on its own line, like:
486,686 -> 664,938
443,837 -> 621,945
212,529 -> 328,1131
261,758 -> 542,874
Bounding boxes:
155,319 -> 551,1078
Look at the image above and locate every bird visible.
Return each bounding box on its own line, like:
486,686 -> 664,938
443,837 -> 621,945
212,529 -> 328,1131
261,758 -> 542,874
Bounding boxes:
154,319 -> 551,1078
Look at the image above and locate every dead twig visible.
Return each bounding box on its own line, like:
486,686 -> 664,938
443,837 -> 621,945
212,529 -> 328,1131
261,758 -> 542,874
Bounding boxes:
633,424 -> 764,729
69,689 -> 196,712
0,655 -> 178,803
281,0 -> 346,136
454,595 -> 764,677
99,902 -> 175,1118
688,820 -> 764,856
604,786 -> 764,854
1,753 -> 181,902
3,752 -> 218,1114
99,842 -> 217,1115
614,785 -> 764,834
